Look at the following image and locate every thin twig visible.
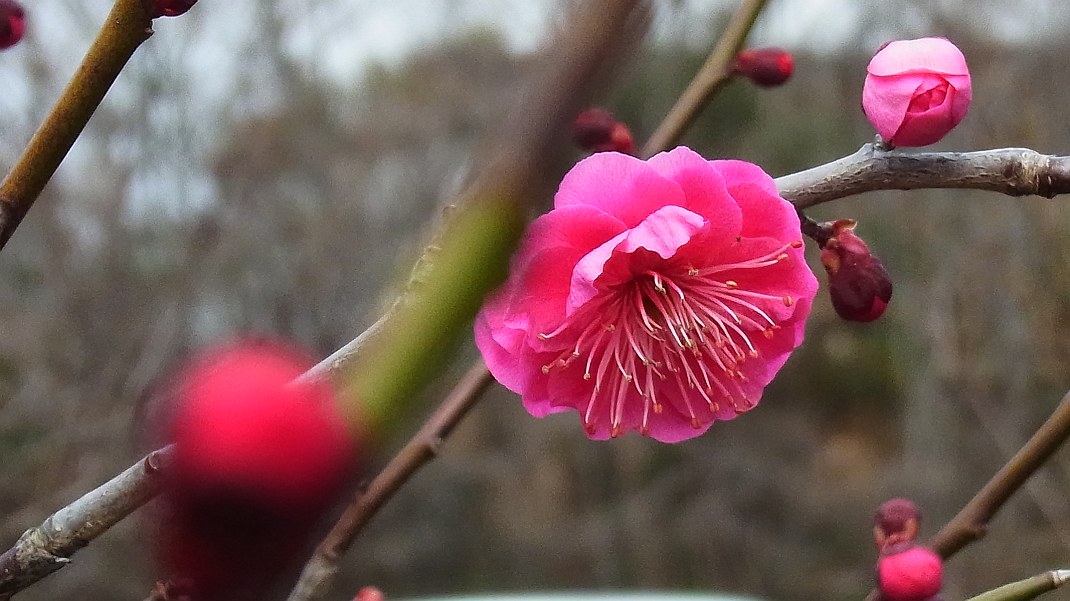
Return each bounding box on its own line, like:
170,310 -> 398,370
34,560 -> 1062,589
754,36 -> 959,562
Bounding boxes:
0,447 -> 172,600
927,391 -> 1070,558
966,570 -> 1070,601
776,143 -> 1070,209
640,0 -> 769,157
0,0 -> 152,251
286,363 -> 494,601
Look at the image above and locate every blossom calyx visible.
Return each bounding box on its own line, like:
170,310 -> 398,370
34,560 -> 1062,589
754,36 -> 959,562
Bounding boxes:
877,545 -> 943,601
571,108 -> 635,155
733,48 -> 794,87
862,37 -> 971,147
874,498 -> 921,551
0,0 -> 24,50
819,220 -> 892,322
475,147 -> 818,442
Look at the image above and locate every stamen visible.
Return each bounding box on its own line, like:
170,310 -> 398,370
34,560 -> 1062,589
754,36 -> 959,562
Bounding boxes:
534,237 -> 799,437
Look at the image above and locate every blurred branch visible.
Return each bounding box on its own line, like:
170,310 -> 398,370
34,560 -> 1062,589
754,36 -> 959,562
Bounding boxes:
966,570 -> 1070,601
927,390 -> 1070,558
286,363 -> 494,601
776,143 -> 1070,209
640,0 -> 769,157
0,447 -> 172,600
0,0 -> 152,251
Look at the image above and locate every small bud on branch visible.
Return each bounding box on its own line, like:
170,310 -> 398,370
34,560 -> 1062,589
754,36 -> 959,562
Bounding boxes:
732,47 -> 794,87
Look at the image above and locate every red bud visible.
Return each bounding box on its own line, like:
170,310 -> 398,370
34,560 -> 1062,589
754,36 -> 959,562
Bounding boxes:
356,586 -> 387,601
819,220 -> 893,322
159,340 -> 356,601
571,108 -> 635,155
733,48 -> 794,87
874,498 -> 921,551
146,0 -> 197,18
0,0 -> 24,50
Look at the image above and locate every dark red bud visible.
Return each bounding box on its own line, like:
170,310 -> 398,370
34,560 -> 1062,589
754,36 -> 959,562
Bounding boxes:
819,220 -> 893,322
571,108 -> 635,155
0,0 -> 25,50
733,48 -> 794,87
877,545 -> 943,601
145,0 -> 197,18
874,498 -> 921,550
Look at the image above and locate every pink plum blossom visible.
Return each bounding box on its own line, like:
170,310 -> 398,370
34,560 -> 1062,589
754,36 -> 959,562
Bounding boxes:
862,37 -> 971,147
475,147 -> 818,442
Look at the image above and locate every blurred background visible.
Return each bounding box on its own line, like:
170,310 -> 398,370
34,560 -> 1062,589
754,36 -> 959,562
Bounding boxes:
1,0 -> 1070,600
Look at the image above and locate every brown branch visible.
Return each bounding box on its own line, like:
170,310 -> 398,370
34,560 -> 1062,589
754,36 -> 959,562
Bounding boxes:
0,447 -> 172,600
927,391 -> 1070,559
286,363 -> 494,601
0,0 -> 153,251
640,0 -> 769,157
776,143 -> 1070,209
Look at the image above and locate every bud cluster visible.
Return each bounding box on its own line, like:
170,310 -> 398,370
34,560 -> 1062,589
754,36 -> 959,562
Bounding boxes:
873,498 -> 943,601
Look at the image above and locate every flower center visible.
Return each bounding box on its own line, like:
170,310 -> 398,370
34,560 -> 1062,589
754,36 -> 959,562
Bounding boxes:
538,239 -> 802,437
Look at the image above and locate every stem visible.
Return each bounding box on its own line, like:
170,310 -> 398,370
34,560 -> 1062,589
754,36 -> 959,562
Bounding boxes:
966,570 -> 1070,601
0,447 -> 172,599
776,144 -> 1070,209
927,391 -> 1070,558
0,0 -> 152,250
286,364 -> 494,601
640,0 -> 769,157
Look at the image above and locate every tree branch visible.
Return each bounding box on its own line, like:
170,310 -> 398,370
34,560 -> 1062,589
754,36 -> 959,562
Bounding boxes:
0,447 -> 172,599
285,363 -> 494,601
927,391 -> 1070,559
776,143 -> 1070,209
640,0 -> 769,157
0,0 -> 153,251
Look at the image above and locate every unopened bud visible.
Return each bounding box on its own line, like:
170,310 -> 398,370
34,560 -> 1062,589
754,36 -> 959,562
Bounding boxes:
819,220 -> 892,322
877,545 -> 943,601
733,48 -> 794,87
0,0 -> 25,50
874,498 -> 920,551
571,108 -> 635,155
356,586 -> 386,601
145,0 -> 197,18
159,340 -> 356,601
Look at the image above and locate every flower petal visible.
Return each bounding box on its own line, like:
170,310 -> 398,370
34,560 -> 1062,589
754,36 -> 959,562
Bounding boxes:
867,37 -> 969,77
554,151 -> 686,227
647,147 -> 743,240
862,73 -> 926,140
568,205 -> 707,312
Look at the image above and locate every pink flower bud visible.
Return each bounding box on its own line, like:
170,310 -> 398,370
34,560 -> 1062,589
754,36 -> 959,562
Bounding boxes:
146,0 -> 197,18
819,220 -> 892,322
160,341 -> 356,601
877,545 -> 943,601
356,586 -> 387,601
862,37 -> 971,147
733,48 -> 794,87
571,108 -> 635,155
0,0 -> 25,50
874,498 -> 921,550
